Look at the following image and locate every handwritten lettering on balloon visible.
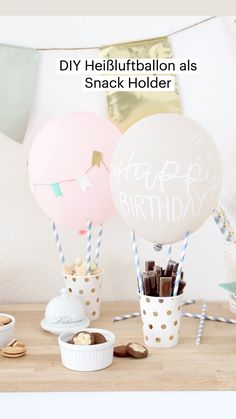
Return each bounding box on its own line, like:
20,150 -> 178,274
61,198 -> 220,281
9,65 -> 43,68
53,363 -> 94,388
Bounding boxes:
114,151 -> 218,223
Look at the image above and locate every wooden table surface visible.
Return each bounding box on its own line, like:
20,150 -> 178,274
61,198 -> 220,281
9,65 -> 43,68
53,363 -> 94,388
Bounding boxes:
0,301 -> 236,392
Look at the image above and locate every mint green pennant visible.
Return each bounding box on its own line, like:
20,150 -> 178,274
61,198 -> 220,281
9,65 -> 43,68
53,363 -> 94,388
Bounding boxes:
219,281 -> 236,294
50,183 -> 63,198
0,44 -> 39,143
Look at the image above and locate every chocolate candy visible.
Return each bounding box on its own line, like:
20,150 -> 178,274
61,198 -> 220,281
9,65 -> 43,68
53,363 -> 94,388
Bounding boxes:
145,261 -> 155,271
92,332 -> 107,344
143,272 -> 151,296
0,316 -> 11,326
72,331 -> 95,345
165,260 -> 179,277
127,342 -> 148,359
114,345 -> 130,357
154,266 -> 162,294
149,271 -> 157,296
159,277 -> 172,297
177,280 -> 186,295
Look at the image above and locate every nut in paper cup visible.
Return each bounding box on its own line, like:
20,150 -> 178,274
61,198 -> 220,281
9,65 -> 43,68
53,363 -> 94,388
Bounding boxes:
63,272 -> 102,321
139,293 -> 183,348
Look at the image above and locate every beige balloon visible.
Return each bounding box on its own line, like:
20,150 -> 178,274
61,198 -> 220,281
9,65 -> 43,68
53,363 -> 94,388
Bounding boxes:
110,114 -> 222,244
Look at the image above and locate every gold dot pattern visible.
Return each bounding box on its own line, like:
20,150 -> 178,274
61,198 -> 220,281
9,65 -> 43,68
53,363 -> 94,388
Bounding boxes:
91,288 -> 96,293
84,278 -> 89,283
92,311 -> 96,316
68,288 -> 72,293
85,301 -> 90,306
140,295 -> 183,347
79,290 -> 84,294
72,277 -> 76,282
96,298 -> 99,303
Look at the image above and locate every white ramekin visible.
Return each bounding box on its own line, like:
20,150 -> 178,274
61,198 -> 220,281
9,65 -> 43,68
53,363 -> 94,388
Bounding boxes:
58,328 -> 115,371
0,313 -> 15,349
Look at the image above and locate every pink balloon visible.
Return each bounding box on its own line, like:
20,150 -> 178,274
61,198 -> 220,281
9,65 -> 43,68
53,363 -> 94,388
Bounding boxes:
28,112 -> 121,230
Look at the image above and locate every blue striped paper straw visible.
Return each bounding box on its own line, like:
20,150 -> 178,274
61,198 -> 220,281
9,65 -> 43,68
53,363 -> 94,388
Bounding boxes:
173,231 -> 190,296
50,220 -> 65,266
131,230 -> 144,294
195,302 -> 207,345
86,219 -> 92,275
212,209 -> 232,242
166,244 -> 172,264
95,224 -> 103,266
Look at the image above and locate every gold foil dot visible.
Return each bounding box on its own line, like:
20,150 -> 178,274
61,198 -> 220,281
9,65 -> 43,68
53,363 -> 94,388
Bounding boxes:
146,297 -> 150,303
161,324 -> 167,329
68,288 -> 72,293
145,336 -> 149,341
85,301 -> 90,306
84,278 -> 89,283
91,288 -> 96,293
155,337 -> 161,343
72,277 -> 76,282
148,324 -> 153,329
158,299 -> 164,303
96,276 -> 99,280
92,311 -> 96,316
143,310 -> 146,315
169,335 -> 174,341
153,311 -> 158,317
79,290 -> 84,295
96,298 -> 99,303
174,320 -> 178,326
178,306 -> 181,311
167,310 -> 172,315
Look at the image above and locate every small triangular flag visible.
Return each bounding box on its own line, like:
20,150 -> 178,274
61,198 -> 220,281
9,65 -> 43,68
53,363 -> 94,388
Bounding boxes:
50,183 -> 63,198
76,175 -> 93,192
92,150 -> 103,167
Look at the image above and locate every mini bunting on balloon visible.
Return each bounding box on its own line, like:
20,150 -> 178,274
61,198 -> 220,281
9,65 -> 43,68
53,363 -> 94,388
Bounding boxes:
92,150 -> 103,167
76,175 -> 93,192
50,183 -> 63,198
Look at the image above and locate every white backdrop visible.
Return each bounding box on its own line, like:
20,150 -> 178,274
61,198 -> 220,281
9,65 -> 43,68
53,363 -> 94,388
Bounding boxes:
0,15 -> 236,303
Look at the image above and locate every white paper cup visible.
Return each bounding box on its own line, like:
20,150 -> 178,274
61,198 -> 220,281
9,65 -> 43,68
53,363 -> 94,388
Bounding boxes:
139,293 -> 183,348
0,313 -> 15,349
63,272 -> 102,321
58,328 -> 115,371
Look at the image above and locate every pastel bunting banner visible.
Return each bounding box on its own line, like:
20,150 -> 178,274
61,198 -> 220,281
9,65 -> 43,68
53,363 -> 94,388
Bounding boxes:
100,37 -> 181,132
0,44 -> 39,143
76,174 -> 93,192
92,150 -> 103,167
50,183 -> 63,198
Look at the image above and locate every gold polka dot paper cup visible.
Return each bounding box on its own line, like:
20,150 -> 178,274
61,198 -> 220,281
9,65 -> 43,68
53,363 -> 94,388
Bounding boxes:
139,293 -> 183,348
63,272 -> 102,321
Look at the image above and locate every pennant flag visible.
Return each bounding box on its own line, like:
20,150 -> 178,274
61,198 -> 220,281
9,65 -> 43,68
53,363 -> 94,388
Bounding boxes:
219,282 -> 236,294
100,37 -> 181,133
77,175 -> 93,192
92,150 -> 103,167
0,44 -> 39,143
50,183 -> 63,198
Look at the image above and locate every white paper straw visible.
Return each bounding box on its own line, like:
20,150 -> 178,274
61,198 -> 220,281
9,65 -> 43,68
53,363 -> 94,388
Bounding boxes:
95,224 -> 103,266
86,219 -> 92,275
50,220 -> 65,266
173,231 -> 190,296
131,230 -> 144,294
182,311 -> 236,324
195,303 -> 207,345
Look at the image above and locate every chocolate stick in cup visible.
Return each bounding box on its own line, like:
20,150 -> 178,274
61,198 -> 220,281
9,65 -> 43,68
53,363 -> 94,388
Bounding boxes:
149,271 -> 157,296
143,272 -> 151,296
159,277 -> 172,297
145,261 -> 155,271
165,260 -> 179,277
177,280 -> 186,295
154,266 -> 162,295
